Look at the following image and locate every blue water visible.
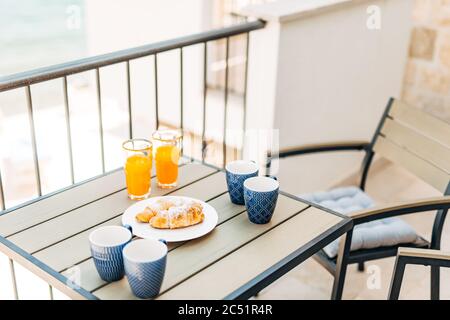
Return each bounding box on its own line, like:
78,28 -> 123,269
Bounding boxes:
0,0 -> 86,76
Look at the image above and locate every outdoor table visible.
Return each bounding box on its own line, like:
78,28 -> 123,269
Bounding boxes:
0,159 -> 352,300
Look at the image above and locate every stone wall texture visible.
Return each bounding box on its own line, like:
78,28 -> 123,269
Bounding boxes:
403,0 -> 450,122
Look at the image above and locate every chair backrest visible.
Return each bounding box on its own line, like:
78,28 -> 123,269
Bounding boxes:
373,99 -> 450,193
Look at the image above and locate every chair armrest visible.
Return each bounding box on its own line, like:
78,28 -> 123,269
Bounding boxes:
350,196 -> 450,225
398,247 -> 450,261
268,140 -> 370,160
396,247 -> 450,269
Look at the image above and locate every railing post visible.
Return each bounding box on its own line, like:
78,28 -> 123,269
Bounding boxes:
222,37 -> 230,168
95,68 -> 106,173
9,258 -> 19,300
241,32 -> 250,160
179,47 -> 184,133
201,42 -> 208,163
25,85 -> 42,196
62,76 -> 75,184
0,169 -> 5,210
154,54 -> 159,130
126,61 -> 133,139
49,285 -> 54,300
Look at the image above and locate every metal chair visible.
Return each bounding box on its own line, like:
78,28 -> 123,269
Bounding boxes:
267,98 -> 450,300
389,247 -> 450,300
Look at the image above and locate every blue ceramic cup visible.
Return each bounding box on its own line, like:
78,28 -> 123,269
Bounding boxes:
123,238 -> 168,299
244,176 -> 279,224
89,225 -> 132,282
225,160 -> 259,205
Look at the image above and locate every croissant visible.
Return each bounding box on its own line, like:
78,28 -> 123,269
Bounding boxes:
150,211 -> 170,229
135,207 -> 156,223
150,201 -> 204,229
136,198 -> 204,229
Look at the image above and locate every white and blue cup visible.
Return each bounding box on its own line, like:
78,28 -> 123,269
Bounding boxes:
244,176 -> 279,224
89,225 -> 132,282
225,160 -> 259,205
123,238 -> 168,299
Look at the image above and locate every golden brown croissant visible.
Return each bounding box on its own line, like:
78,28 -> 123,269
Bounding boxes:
135,207 -> 156,223
150,211 -> 170,229
148,200 -> 204,229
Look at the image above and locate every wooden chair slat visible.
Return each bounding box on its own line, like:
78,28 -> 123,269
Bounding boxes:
373,136 -> 449,193
389,100 -> 450,148
381,118 -> 450,173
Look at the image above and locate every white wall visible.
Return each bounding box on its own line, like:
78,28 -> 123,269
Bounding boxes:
241,0 -> 413,194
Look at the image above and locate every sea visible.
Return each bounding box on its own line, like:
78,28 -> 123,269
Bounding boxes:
0,0 -> 86,77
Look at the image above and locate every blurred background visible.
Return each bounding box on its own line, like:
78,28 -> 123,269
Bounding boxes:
0,0 -> 273,208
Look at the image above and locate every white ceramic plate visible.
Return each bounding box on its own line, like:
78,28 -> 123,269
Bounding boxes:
121,196 -> 218,242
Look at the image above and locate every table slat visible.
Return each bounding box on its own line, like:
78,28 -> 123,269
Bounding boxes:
0,170 -> 125,237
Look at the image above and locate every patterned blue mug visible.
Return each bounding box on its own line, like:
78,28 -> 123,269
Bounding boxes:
244,176 -> 279,224
225,160 -> 259,205
123,238 -> 168,299
89,225 -> 132,282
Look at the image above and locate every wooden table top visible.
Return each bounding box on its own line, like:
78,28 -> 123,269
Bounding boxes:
0,160 -> 351,300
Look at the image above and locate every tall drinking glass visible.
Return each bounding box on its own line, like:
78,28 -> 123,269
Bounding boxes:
152,130 -> 182,189
123,139 -> 153,200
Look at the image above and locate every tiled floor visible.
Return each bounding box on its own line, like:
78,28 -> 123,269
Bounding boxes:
256,158 -> 450,300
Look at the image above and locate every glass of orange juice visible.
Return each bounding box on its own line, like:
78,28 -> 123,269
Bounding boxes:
152,129 -> 182,189
122,139 -> 153,200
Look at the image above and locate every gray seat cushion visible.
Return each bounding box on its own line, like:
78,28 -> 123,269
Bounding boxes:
301,186 -> 419,258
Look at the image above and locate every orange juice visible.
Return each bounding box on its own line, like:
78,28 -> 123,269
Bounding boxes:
125,154 -> 152,197
155,145 -> 180,187
123,139 -> 153,200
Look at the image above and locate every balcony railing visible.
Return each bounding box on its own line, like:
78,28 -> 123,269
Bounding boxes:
0,20 -> 265,212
